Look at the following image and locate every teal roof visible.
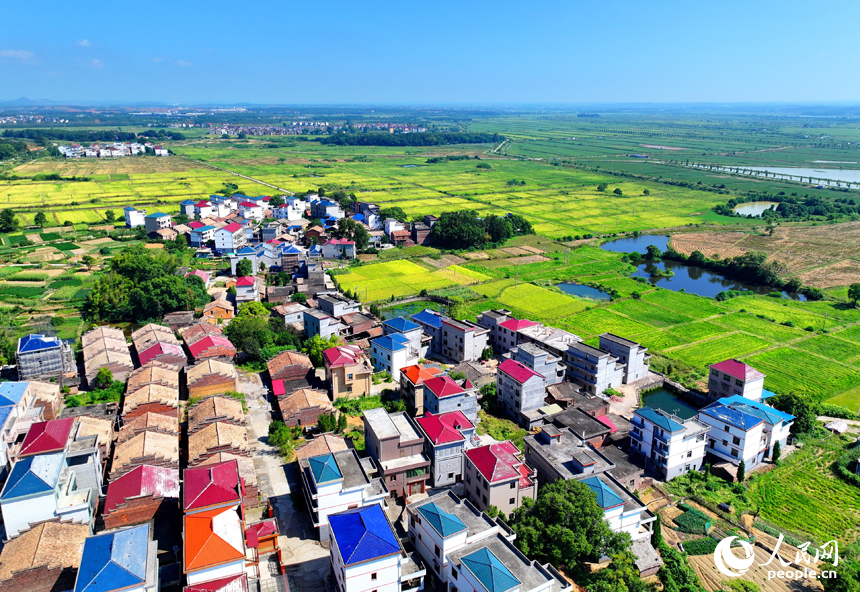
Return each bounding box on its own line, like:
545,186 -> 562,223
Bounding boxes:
417,503 -> 467,538
460,547 -> 520,592
309,454 -> 342,484
634,407 -> 684,433
583,476 -> 625,510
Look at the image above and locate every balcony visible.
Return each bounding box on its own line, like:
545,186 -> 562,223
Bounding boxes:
653,431 -> 670,445
629,430 -> 644,442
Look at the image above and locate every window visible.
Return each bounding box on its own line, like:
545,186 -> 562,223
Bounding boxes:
732,436 -> 741,446
509,498 -> 515,505
347,373 -> 353,380
371,573 -> 377,581
448,473 -> 454,479
435,544 -> 441,558
510,482 -> 516,489
452,567 -> 458,580
724,425 -> 730,432
482,494 -> 487,504
735,379 -> 743,386
389,475 -> 395,483
687,450 -> 692,458
730,448 -> 739,458
722,440 -> 728,447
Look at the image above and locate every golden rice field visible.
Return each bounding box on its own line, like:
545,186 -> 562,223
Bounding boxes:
335,260 -> 491,301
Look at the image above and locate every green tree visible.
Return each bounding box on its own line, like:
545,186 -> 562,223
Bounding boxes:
508,479 -> 629,570
81,255 -> 95,269
737,460 -> 746,483
235,258 -> 254,277
848,283 -> 860,307
238,301 -> 269,319
291,292 -> 307,304
688,250 -> 706,266
336,217 -> 370,251
378,206 -> 407,222
269,195 -> 285,208
585,551 -> 654,592
303,334 -> 341,367
0,209 -> 19,232
770,391 -> 817,434
104,210 -> 116,223
597,183 -> 608,192
643,189 -> 650,196
336,413 -> 347,433
317,412 -> 337,433
224,315 -> 274,361
92,367 -> 114,390
34,212 -> 47,227
651,514 -> 663,548
822,563 -> 860,592
613,188 -> 623,196
771,440 -> 781,464
645,245 -> 662,260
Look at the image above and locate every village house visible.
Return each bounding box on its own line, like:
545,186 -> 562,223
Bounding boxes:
186,359 -> 239,399
110,430 -> 179,479
16,334 -> 76,381
599,333 -> 651,384
363,408 -> 430,499
370,333 -> 414,381
0,521 -> 89,592
295,433 -> 348,469
238,201 -> 264,220
190,225 -> 217,247
317,293 -> 361,318
328,504 -> 425,592
188,422 -> 249,467
707,359 -> 767,403
323,344 -> 374,399
629,407 -> 709,481
323,238 -> 356,259
123,383 -> 179,419
187,334 -> 237,362
235,276 -> 260,303
304,309 -> 345,340
463,441 -> 537,516
183,505 -> 246,586
564,341 -> 624,396
132,324 -> 186,369
81,326 -> 134,386
215,222 -> 248,254
278,388 -> 335,428
267,350 -> 314,382
504,343 -> 565,386
203,298 -> 234,323
522,424 -> 615,485
382,316 -> 425,358
183,460 -> 245,516
272,302 -> 308,326
414,411 -> 477,488
144,212 -> 172,236
126,363 -> 180,398
117,412 -> 179,444
400,363 -> 444,416
124,206 -> 147,228
103,464 -> 180,530
188,395 -> 244,436
496,358 -> 547,429
194,201 -> 214,219
299,449 -> 389,540
422,375 -> 480,426
73,523 -> 158,592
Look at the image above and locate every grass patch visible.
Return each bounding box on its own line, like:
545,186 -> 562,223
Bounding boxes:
669,333 -> 770,367
746,348 -> 860,402
558,307 -> 653,338
713,312 -> 808,342
477,410 -> 527,451
611,299 -> 695,328
794,334 -> 860,363
7,272 -> 49,282
670,321 -> 731,342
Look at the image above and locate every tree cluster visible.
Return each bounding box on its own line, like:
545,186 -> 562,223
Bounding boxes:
429,210 -> 534,249
320,131 -> 503,147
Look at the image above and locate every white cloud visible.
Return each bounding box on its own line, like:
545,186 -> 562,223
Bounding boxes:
0,50 -> 34,60
76,39 -> 92,47
151,57 -> 164,63
90,59 -> 104,69
176,60 -> 192,67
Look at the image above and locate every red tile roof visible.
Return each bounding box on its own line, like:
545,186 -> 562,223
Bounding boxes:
195,201 -> 211,207
104,465 -> 180,515
183,461 -> 244,512
138,342 -> 186,366
415,411 -> 473,445
324,238 -> 354,246
464,441 -> 530,485
18,417 -> 74,456
323,345 -> 363,368
499,318 -> 540,331
188,221 -> 205,230
239,202 -> 259,208
188,335 -> 236,359
498,358 -> 543,384
401,364 -> 443,386
184,507 -> 245,571
235,276 -> 256,287
245,519 -> 278,548
221,222 -> 243,234
184,574 -> 248,592
424,375 -> 464,399
596,415 -> 618,433
711,359 -> 765,382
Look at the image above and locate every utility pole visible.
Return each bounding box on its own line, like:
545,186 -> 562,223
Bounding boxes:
515,269 -> 518,288
823,312 -> 827,331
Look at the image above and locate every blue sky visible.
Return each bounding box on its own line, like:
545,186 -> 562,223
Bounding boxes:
1,0 -> 859,105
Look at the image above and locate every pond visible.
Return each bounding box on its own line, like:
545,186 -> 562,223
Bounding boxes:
555,282 -> 612,301
380,300 -> 447,320
744,166 -> 860,185
641,388 -> 699,420
733,201 -> 779,217
601,235 -> 806,300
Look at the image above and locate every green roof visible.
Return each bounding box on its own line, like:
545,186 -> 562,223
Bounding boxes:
309,454 -> 342,484
417,502 -> 467,538
460,547 -> 520,592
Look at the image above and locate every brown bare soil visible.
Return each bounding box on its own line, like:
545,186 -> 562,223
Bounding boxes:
688,546 -> 823,592
501,247 -> 530,256
518,245 -> 545,255
460,251 -> 490,260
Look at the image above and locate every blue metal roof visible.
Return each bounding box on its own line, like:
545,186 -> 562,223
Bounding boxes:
460,547 -> 520,592
761,389 -> 777,400
309,454 -> 342,485
309,245 -> 323,254
701,402 -> 764,430
0,382 -> 29,405
181,200 -> 196,205
634,407 -> 684,433
317,200 -> 337,207
329,505 -> 401,566
146,212 -> 170,218
372,333 -> 409,352
283,245 -> 302,255
123,206 -> 136,212
583,476 -> 625,510
192,225 -> 215,233
717,395 -> 795,424
0,452 -> 64,500
383,317 -> 420,333
352,214 -> 365,221
417,503 -> 467,538
0,407 -> 12,429
75,524 -> 149,592
235,246 -> 256,255
411,310 -> 442,329
17,334 -> 61,354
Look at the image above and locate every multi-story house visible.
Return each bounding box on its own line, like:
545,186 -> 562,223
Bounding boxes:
323,238 -> 356,259
409,309 -> 444,357
707,359 -> 766,402
582,473 -> 657,542
323,345 -> 373,400
16,334 -> 75,381
371,333 -> 415,381
123,206 -> 146,228
515,324 -> 582,359
180,199 -> 196,217
598,333 -> 651,384
310,199 -> 344,220
189,224 -> 216,247
406,491 -> 512,585
238,201 -> 264,220
383,316 -> 425,356
73,523 -> 158,592
328,504 -> 425,592
400,363 -> 444,416
463,441 -> 537,517
476,309 -> 542,354
304,309 -> 345,340
183,505 -> 246,586
299,449 -> 389,539
193,201 -> 214,219
318,293 -> 361,318
505,343 -> 565,385
235,276 -> 259,303
215,222 -> 248,254
629,407 -> 709,481
447,533 -> 572,592
496,359 -> 547,429
414,411 -> 477,488
363,408 -> 430,499
422,375 -> 479,426
273,197 -> 306,221
438,317 -> 490,363
143,212 -> 172,236
522,424 -> 615,485
564,341 -> 624,396
698,398 -> 782,469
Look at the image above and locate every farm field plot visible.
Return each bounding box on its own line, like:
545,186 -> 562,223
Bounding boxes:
642,289 -> 724,318
558,307 -> 653,338
494,283 -> 590,319
628,329 -> 687,351
335,260 -> 490,301
609,299 -> 695,328
713,312 -> 808,342
745,348 -> 860,402
720,297 -> 830,329
794,334 -> 860,364
668,320 -> 731,342
667,333 -> 771,367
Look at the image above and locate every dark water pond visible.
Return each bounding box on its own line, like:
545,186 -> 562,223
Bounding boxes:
555,282 -> 612,301
642,388 -> 699,420
733,201 -> 779,217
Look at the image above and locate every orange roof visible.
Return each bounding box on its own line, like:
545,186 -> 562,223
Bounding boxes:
184,507 -> 245,572
402,364 -> 443,386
